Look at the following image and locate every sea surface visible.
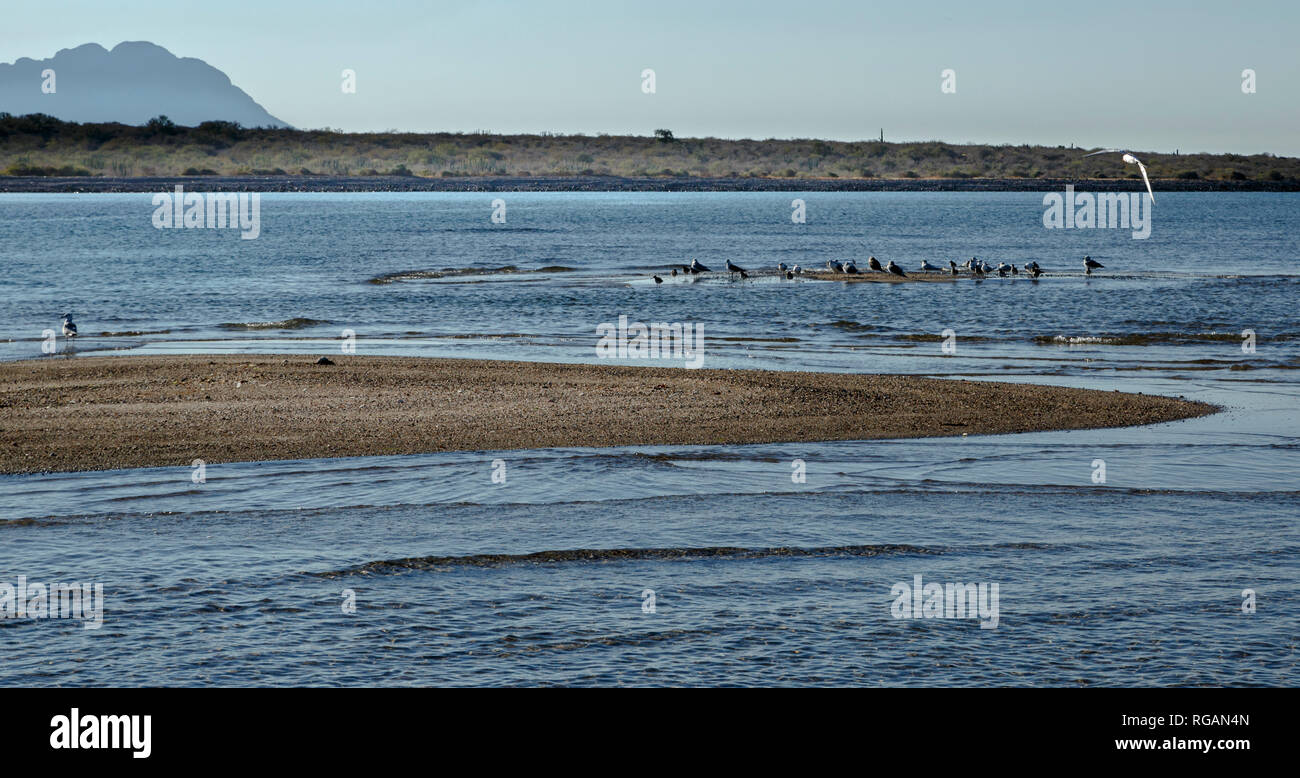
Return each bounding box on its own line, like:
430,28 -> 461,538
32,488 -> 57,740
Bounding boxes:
0,191 -> 1296,686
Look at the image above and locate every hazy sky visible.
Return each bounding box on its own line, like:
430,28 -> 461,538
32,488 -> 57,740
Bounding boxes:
4,0 -> 1298,154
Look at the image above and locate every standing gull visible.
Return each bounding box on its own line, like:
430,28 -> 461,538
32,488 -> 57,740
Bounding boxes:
690,259 -> 711,273
845,260 -> 860,274
826,260 -> 845,274
885,260 -> 907,278
1083,256 -> 1105,275
62,314 -> 78,338
725,259 -> 748,279
919,260 -> 940,273
868,256 -> 883,272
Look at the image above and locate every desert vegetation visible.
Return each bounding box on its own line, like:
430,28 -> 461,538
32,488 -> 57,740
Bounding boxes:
2,113 -> 1297,183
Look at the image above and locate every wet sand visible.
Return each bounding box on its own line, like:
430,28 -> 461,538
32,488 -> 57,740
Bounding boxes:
802,270 -> 958,283
0,354 -> 1215,474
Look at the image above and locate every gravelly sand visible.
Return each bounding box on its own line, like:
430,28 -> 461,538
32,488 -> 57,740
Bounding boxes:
802,270 -> 958,283
0,354 -> 1216,474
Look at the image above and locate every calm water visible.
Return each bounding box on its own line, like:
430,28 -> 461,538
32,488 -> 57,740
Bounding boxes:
1,192 -> 1296,686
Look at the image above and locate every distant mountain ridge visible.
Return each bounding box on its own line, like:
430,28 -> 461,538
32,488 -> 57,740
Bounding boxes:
0,42 -> 289,128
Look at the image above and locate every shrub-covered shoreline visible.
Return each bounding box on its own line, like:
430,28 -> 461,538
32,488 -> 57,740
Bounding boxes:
2,113 -> 1297,187
5,174 -> 1298,194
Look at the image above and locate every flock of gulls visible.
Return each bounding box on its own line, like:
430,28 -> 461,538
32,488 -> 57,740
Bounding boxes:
651,255 -> 1106,283
645,148 -> 1156,286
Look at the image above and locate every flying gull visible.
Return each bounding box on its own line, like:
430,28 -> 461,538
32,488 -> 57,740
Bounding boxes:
1084,149 -> 1155,203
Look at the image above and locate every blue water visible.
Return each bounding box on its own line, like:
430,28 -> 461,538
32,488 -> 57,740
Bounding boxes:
0,192 -> 1296,686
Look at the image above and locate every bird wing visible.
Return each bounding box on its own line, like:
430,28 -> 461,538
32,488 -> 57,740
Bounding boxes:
1083,149 -> 1123,157
1136,161 -> 1155,203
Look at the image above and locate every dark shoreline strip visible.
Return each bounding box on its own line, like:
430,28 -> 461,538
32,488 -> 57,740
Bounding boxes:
311,543 -> 945,576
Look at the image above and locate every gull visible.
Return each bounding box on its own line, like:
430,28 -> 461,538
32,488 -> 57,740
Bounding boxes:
1084,149 -> 1155,203
919,261 -> 941,273
1011,264 -> 1019,276
653,275 -> 663,284
971,261 -> 985,277
690,259 -> 711,273
785,270 -> 794,280
948,260 -> 959,275
868,256 -> 883,272
997,262 -> 1010,277
1026,262 -> 1042,278
845,260 -> 860,274
792,264 -> 802,275
671,268 -> 678,277
886,260 -> 907,278
827,260 -> 845,273
62,314 -> 78,338
1083,255 -> 1104,275
725,259 -> 748,279
778,262 -> 789,274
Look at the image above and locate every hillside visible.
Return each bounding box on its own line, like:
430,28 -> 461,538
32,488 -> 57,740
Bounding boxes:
0,42 -> 288,129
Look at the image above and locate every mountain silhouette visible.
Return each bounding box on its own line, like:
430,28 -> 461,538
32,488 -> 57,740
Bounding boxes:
0,42 -> 289,128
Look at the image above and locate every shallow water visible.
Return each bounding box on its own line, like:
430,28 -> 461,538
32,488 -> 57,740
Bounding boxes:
0,192 -> 1296,686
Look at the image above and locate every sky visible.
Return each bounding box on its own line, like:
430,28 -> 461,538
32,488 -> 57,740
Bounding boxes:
3,0 -> 1298,155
